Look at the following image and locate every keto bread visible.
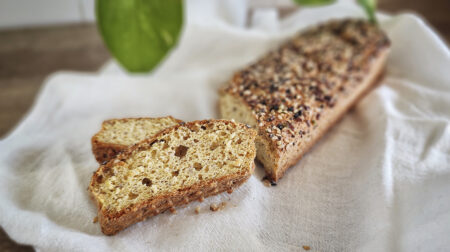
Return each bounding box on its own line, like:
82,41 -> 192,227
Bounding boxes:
219,19 -> 390,181
89,119 -> 257,235
92,117 -> 182,163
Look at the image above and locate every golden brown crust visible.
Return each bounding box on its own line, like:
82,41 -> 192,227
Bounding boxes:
219,19 -> 391,181
89,119 -> 257,235
91,142 -> 127,164
91,116 -> 183,163
272,63 -> 387,180
96,172 -> 252,235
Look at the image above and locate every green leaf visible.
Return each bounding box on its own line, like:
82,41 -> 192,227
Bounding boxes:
96,0 -> 183,73
357,0 -> 377,24
292,0 -> 336,6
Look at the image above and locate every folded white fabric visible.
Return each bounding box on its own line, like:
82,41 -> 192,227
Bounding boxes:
0,0 -> 449,251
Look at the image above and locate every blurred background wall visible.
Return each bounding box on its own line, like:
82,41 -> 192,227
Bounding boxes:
0,0 -> 95,29
0,0 -> 448,41
1,0 -> 296,29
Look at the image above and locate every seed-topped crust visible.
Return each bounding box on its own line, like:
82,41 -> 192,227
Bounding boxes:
220,19 -> 390,181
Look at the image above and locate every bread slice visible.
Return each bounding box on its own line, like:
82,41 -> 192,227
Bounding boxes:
219,19 -> 390,181
92,117 -> 182,163
89,119 -> 257,235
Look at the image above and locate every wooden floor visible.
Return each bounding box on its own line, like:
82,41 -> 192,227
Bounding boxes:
0,1 -> 449,251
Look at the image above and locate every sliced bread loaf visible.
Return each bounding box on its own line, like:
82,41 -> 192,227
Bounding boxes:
89,119 -> 257,235
92,116 -> 182,163
219,19 -> 390,181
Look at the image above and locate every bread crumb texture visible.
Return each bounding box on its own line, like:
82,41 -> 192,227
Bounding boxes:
210,202 -> 227,212
90,120 -> 256,215
96,117 -> 180,146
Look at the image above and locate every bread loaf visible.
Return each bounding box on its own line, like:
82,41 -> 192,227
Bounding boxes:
89,119 -> 257,235
92,117 -> 181,163
219,19 -> 390,181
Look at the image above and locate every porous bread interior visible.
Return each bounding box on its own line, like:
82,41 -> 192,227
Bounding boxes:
218,94 -> 258,127
255,138 -> 277,176
219,93 -> 277,175
91,121 -> 255,213
96,117 -> 180,146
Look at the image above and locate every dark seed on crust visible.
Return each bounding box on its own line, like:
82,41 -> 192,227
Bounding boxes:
270,84 -> 278,93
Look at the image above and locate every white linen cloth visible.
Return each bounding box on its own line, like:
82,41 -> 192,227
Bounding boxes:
1,0 -> 449,251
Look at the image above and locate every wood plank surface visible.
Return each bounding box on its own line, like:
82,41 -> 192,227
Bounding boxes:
0,1 -> 449,251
